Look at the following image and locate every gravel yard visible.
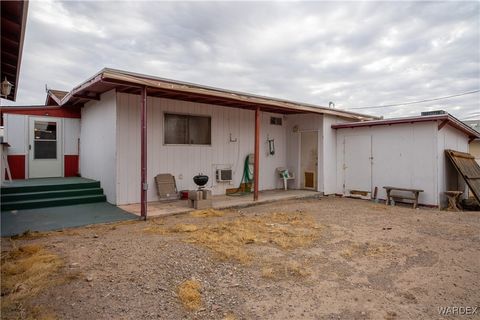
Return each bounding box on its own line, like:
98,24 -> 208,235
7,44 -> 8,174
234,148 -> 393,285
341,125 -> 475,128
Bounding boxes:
1,197 -> 479,320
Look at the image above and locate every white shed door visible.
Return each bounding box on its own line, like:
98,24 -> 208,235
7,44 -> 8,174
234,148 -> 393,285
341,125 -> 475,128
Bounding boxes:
343,135 -> 372,194
29,117 -> 63,178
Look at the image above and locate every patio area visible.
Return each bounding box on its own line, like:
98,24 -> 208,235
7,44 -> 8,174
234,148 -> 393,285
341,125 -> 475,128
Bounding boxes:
1,177 -> 136,236
1,202 -> 136,237
120,189 -> 322,217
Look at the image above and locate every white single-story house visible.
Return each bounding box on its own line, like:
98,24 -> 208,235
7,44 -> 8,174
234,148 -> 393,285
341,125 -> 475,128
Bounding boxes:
2,68 -> 479,215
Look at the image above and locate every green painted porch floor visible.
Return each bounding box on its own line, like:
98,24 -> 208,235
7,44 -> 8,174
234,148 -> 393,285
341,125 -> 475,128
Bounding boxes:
1,202 -> 137,237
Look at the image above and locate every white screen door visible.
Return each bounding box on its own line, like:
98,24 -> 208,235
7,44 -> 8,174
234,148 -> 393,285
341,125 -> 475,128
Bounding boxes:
29,117 -> 62,178
343,135 -> 372,194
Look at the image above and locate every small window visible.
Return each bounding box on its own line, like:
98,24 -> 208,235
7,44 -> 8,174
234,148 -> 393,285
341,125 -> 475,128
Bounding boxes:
164,113 -> 211,145
270,117 -> 282,126
34,121 -> 57,159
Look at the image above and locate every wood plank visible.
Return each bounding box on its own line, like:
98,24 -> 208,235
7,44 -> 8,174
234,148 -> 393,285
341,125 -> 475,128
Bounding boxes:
445,149 -> 480,204
383,186 -> 423,192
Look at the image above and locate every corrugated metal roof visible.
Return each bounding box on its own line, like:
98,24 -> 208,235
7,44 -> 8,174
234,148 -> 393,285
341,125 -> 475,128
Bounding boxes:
445,149 -> 480,205
57,68 -> 378,121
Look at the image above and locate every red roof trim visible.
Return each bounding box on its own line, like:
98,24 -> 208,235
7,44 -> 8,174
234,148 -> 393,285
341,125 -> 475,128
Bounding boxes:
1,106 -> 81,122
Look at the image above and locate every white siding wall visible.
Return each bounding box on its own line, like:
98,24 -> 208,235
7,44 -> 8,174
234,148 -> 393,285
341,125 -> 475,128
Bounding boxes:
336,122 -> 439,205
437,124 -> 469,207
115,92 -> 288,205
3,114 -> 28,178
63,118 -> 80,155
80,90 -> 117,203
4,114 -> 28,155
260,112 -> 287,191
322,115 -> 348,195
284,114 -> 323,191
469,140 -> 480,166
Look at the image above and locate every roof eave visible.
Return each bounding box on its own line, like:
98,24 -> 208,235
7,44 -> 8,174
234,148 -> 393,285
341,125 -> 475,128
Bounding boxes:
60,68 -> 378,121
331,114 -> 480,139
12,1 -> 28,101
45,90 -> 63,106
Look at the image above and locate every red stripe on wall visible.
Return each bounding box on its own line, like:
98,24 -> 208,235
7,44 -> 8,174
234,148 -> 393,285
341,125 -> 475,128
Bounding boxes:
1,107 -> 81,125
6,155 -> 26,179
64,155 -> 79,177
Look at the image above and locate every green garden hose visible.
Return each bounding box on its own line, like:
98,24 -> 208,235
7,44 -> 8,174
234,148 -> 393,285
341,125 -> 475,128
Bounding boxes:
227,155 -> 254,196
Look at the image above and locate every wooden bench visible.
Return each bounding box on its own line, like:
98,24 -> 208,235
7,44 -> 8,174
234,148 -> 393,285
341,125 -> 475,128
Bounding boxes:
383,186 -> 424,209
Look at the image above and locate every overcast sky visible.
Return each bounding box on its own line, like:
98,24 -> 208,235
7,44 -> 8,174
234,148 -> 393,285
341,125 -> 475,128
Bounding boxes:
4,0 -> 480,120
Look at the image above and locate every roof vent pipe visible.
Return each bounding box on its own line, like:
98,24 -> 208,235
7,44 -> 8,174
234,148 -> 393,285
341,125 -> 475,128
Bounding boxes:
329,101 -> 335,108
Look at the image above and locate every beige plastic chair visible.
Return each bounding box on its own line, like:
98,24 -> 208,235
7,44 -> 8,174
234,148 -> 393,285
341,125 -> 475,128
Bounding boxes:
276,167 -> 295,190
155,173 -> 179,200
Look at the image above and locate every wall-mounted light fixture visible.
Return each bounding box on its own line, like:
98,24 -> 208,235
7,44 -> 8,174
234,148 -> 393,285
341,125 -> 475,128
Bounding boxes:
1,77 -> 13,97
268,139 -> 275,156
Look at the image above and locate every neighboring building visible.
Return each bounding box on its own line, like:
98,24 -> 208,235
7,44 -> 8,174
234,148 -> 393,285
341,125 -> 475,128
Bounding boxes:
464,120 -> 480,166
1,68 -> 479,209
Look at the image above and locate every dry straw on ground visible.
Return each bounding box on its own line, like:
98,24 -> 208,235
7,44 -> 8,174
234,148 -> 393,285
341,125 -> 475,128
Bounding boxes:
190,208 -> 225,217
185,212 -> 322,263
146,210 -> 322,264
1,244 -> 64,311
23,305 -> 57,320
143,222 -> 198,234
178,279 -> 202,311
261,259 -> 312,279
223,313 -> 237,320
341,242 -> 394,259
171,224 -> 199,233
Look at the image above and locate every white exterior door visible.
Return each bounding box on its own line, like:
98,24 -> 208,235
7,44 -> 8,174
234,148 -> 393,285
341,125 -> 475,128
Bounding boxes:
343,135 -> 372,194
29,117 -> 63,178
300,131 -> 318,190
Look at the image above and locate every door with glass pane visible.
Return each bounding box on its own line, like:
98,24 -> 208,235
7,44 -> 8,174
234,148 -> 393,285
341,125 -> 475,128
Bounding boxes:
29,117 -> 63,178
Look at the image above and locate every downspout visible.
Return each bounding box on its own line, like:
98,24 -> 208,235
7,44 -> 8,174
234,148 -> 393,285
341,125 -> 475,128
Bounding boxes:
141,86 -> 148,219
254,106 -> 260,201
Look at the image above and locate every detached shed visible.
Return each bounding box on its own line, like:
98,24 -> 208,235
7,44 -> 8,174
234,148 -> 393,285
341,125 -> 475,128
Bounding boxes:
332,113 -> 480,207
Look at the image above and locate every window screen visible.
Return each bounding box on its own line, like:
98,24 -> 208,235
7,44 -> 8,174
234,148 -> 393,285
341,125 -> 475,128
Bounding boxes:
164,113 -> 211,145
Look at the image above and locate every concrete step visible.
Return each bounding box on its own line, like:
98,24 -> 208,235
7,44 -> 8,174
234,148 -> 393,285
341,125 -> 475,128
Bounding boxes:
1,194 -> 107,211
1,181 -> 101,194
1,188 -> 104,202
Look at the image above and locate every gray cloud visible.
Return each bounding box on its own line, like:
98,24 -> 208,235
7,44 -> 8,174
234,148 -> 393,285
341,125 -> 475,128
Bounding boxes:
3,0 -> 479,120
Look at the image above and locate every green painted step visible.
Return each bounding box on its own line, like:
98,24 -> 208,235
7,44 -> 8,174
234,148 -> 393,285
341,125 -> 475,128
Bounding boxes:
1,181 -> 101,195
1,188 -> 104,202
1,194 -> 107,211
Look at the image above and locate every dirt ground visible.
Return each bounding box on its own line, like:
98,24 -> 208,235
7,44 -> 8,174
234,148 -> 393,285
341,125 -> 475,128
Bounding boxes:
1,197 -> 479,320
